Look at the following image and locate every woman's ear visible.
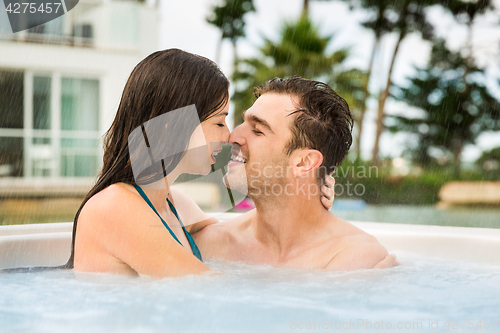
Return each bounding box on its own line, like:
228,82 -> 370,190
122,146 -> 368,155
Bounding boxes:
289,149 -> 323,177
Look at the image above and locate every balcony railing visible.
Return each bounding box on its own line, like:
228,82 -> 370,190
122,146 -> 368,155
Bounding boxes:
0,0 -> 151,51
0,30 -> 94,47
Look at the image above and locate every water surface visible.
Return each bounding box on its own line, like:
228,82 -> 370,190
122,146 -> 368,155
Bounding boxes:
333,204 -> 500,229
1,258 -> 499,332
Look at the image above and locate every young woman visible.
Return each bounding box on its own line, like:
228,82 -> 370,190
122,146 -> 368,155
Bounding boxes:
65,49 -> 338,278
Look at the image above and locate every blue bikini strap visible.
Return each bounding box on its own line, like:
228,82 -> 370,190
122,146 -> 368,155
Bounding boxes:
133,184 -> 202,261
166,198 -> 203,261
133,184 -> 183,246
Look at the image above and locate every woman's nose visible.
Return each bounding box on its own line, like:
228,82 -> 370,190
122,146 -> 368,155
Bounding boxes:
222,126 -> 230,142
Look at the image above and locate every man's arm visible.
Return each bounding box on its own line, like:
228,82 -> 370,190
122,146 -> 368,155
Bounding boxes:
325,242 -> 389,271
373,253 -> 401,269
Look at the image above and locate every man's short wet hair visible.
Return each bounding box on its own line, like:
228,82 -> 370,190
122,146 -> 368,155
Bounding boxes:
254,76 -> 353,179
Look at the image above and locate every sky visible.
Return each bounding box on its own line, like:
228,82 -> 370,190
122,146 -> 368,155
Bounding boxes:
159,0 -> 499,162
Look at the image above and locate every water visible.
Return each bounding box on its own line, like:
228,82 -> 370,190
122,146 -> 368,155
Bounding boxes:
1,258 -> 500,333
333,204 -> 500,229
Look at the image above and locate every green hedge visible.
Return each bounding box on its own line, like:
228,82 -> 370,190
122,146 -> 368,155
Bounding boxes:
333,160 -> 497,205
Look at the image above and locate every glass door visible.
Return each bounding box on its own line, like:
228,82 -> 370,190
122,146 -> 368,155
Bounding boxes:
29,75 -> 55,177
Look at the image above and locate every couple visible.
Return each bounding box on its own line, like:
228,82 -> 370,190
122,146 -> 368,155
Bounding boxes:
66,49 -> 395,278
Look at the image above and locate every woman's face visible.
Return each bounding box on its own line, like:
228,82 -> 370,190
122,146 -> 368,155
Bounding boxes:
182,101 -> 230,175
200,101 -> 230,164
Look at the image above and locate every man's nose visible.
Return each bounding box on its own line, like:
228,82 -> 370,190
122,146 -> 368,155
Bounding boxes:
229,124 -> 244,145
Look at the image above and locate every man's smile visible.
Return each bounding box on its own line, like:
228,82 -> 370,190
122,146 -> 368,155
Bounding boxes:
230,149 -> 248,164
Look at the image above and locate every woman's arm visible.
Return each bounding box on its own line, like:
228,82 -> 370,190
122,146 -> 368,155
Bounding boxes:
170,186 -> 219,234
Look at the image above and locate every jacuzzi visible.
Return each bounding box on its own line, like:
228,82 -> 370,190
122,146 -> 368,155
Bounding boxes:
1,215 -> 500,332
1,214 -> 500,269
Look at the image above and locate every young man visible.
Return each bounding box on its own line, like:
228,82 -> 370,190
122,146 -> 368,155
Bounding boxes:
192,76 -> 391,271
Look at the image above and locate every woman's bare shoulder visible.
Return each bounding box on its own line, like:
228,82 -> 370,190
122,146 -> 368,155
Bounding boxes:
75,183 -> 147,274
94,182 -> 137,201
79,183 -> 142,228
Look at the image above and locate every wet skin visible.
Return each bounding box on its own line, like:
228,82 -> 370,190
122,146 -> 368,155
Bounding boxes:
192,93 -> 390,271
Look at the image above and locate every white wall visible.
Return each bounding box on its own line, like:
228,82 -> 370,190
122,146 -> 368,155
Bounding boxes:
0,1 -> 159,182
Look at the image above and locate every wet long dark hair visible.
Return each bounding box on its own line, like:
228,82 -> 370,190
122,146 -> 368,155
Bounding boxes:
64,49 -> 229,268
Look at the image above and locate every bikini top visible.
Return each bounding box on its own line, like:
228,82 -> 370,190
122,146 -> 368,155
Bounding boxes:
133,184 -> 203,262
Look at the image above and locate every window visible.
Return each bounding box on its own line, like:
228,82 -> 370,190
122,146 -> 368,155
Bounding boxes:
0,69 -> 101,179
31,75 -> 52,177
60,78 -> 100,177
0,70 -> 24,177
33,76 -> 51,131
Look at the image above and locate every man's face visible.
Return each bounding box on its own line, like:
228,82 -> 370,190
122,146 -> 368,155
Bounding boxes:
225,93 -> 297,196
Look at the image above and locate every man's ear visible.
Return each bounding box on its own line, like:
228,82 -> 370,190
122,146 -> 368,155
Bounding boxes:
289,149 -> 323,177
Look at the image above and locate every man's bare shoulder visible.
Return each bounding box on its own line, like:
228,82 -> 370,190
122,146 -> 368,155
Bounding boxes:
193,209 -> 256,259
324,214 -> 389,271
325,214 -> 371,240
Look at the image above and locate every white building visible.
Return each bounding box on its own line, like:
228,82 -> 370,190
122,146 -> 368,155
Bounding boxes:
0,0 -> 158,185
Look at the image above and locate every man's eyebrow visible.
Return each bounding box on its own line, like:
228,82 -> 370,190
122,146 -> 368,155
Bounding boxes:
246,113 -> 275,134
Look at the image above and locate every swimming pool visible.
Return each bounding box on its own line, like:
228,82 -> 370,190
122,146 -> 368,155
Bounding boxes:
333,204 -> 500,229
1,215 -> 500,332
1,258 -> 500,333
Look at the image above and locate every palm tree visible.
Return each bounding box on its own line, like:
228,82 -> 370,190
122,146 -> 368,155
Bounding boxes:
303,0 -> 309,14
206,0 -> 255,66
342,0 -> 397,160
444,0 -> 495,68
390,39 -> 500,176
371,0 -> 435,165
232,15 -> 366,128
